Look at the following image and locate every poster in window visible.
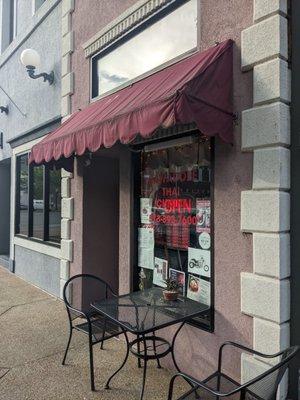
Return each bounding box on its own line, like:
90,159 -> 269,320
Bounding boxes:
138,227 -> 154,248
153,257 -> 168,288
188,247 -> 211,277
196,199 -> 210,233
169,268 -> 185,295
198,231 -> 211,250
138,247 -> 154,270
140,198 -> 152,224
187,274 -> 211,306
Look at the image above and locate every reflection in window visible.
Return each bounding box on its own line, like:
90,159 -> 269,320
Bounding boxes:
34,0 -> 46,12
32,166 -> 44,239
17,154 -> 29,235
15,154 -> 62,244
137,137 -> 213,330
49,169 -> 61,243
95,0 -> 197,96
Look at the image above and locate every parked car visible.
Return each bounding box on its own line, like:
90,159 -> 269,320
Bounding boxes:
33,200 -> 44,210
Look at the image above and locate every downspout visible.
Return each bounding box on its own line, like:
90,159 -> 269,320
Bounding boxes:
289,0 -> 300,397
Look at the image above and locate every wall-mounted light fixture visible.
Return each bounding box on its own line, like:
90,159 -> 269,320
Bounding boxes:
20,49 -> 54,85
0,106 -> 8,114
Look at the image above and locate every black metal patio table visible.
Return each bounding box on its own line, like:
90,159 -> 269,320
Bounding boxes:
91,287 -> 209,400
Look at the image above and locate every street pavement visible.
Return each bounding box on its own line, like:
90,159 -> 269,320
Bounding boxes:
0,266 -> 187,400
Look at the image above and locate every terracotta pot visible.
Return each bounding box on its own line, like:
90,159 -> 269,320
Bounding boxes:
163,290 -> 179,301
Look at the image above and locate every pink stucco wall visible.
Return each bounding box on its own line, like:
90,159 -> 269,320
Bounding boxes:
70,0 -> 253,382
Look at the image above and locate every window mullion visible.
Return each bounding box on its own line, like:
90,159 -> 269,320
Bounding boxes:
28,162 -> 33,237
43,166 -> 49,241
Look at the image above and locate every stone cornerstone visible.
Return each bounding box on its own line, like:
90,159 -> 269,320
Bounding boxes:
59,0 -> 75,298
240,1 -> 290,398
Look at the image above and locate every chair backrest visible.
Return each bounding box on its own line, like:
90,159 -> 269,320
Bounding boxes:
63,274 -> 115,319
245,346 -> 299,400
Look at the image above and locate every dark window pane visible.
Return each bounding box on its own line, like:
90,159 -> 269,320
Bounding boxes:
49,169 -> 61,243
32,166 -> 44,239
9,0 -> 15,44
96,0 -> 197,96
17,154 -> 29,235
49,170 -> 61,242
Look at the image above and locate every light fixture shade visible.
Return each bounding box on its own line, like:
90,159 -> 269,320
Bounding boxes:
20,49 -> 41,68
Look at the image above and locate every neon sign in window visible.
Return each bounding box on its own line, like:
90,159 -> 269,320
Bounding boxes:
137,136 -> 213,331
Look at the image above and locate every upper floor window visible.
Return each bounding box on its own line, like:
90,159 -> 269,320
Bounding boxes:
0,0 -> 16,53
92,0 -> 198,98
33,0 -> 47,13
15,154 -> 61,244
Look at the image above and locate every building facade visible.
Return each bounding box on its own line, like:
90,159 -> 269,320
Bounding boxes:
61,0 -> 296,397
1,0 -> 299,398
0,0 -> 62,296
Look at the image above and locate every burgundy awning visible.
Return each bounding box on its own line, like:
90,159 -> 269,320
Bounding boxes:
30,39 -> 234,164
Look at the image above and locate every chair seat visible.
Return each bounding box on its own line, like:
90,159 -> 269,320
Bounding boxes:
75,316 -> 123,343
178,372 -> 256,400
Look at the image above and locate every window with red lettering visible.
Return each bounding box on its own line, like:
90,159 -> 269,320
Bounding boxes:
136,135 -> 213,331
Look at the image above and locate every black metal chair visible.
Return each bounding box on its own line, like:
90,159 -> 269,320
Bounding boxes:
167,342 -> 299,400
62,273 -> 126,391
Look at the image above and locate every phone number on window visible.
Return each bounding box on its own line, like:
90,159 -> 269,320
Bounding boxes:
150,214 -> 197,225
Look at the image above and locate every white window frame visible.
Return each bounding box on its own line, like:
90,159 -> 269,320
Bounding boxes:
32,0 -> 47,15
13,0 -> 17,39
11,138 -> 62,260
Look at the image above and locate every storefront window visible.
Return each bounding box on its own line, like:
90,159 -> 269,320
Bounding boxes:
136,136 -> 213,330
15,154 -> 62,244
92,0 -> 198,98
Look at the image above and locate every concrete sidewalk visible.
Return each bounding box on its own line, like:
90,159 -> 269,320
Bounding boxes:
0,266 -> 187,400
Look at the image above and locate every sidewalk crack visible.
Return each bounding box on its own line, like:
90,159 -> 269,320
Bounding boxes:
3,343 -> 86,370
0,307 -> 13,317
0,368 -> 10,381
0,298 -> 58,318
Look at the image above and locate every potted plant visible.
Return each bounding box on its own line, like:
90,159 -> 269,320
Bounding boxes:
163,278 -> 180,301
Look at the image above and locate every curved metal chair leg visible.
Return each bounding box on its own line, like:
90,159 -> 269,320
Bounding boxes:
140,335 -> 148,400
171,322 -> 200,398
88,333 -> 95,391
105,330 -> 130,389
171,322 -> 185,372
167,374 -> 178,400
62,327 -> 73,365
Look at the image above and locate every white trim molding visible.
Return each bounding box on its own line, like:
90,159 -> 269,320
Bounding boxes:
59,168 -> 74,298
61,0 -> 74,118
14,236 -> 61,259
59,0 -> 75,298
240,1 -> 290,398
